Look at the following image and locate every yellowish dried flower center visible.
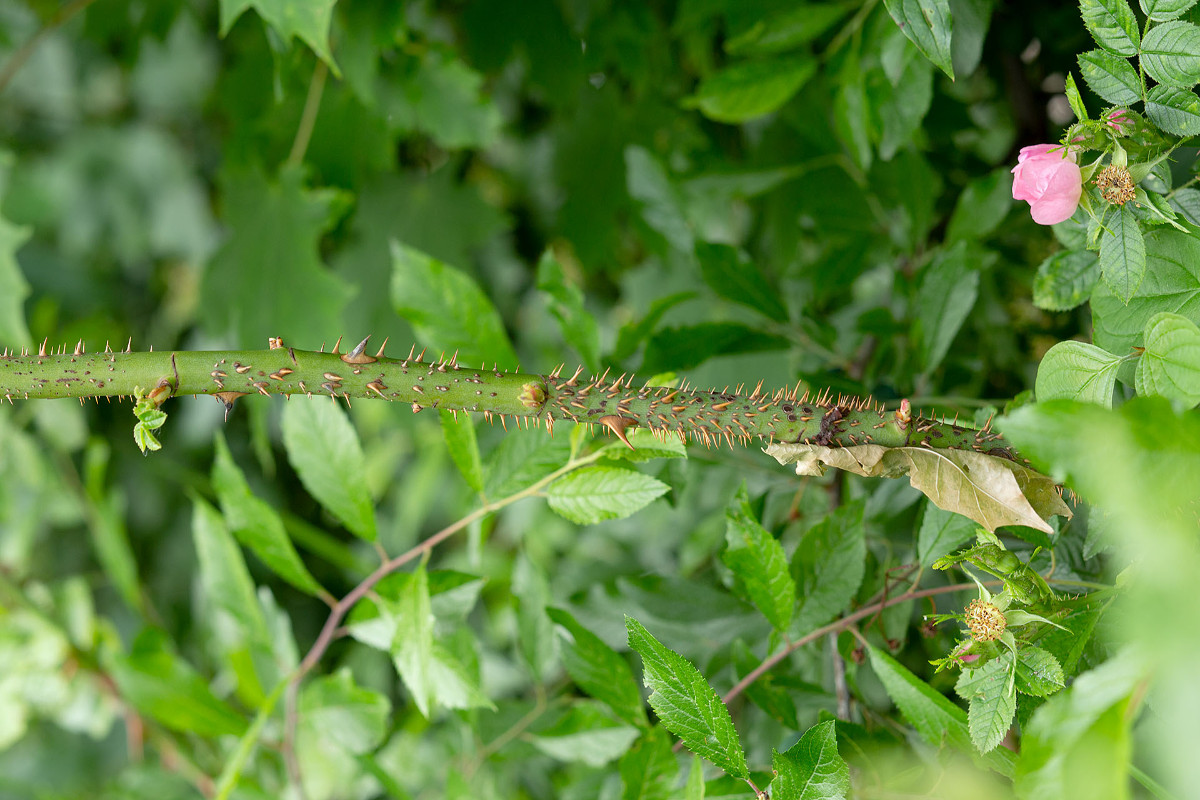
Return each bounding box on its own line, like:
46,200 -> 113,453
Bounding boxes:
1095,165 -> 1135,206
965,599 -> 1006,642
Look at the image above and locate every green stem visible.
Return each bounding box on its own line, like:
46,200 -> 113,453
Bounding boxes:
0,339 -> 1018,458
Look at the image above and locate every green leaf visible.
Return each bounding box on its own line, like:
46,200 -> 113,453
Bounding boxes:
868,646 -> 1015,775
1141,0 -> 1199,21
625,617 -> 748,779
192,498 -> 272,705
1035,341 -> 1122,406
82,442 -> 143,613
281,397 -> 376,541
1015,651 -> 1144,800
769,720 -> 850,800
955,654 -> 1017,754
212,433 -> 323,596
1092,228 -> 1200,355
513,553 -> 558,682
1015,647 -> 1067,697
625,145 -> 693,254
530,701 -> 640,767
946,169 -> 1013,244
722,484 -> 796,632
440,410 -> 483,494
683,56 -> 817,123
1098,205 -> 1146,303
0,209 -> 32,347
641,323 -> 790,375
1079,0 -> 1141,56
998,398 -> 1200,521
725,4 -> 854,55
1065,72 -> 1089,122
1135,312 -> 1200,406
1077,50 -> 1141,105
948,0 -> 992,79
390,242 -> 518,369
548,607 -> 647,728
218,0 -> 339,74
380,48 -> 503,149
1140,21 -> 1200,87
917,503 -> 978,567
882,0 -> 955,78
546,466 -> 669,525
1033,250 -> 1101,311
536,249 -> 601,373
108,629 -> 247,737
298,670 -> 390,755
618,726 -> 677,800
683,754 -> 706,800
1144,85 -> 1200,136
768,443 -> 1069,534
483,427 -> 572,499
202,166 -> 351,348
791,501 -> 865,633
696,242 -> 788,323
916,242 -> 984,374
390,565 -> 493,717
1169,187 -> 1200,224
602,428 -> 689,463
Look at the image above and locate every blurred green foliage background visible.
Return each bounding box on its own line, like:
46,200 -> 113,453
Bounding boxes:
1,1 -> 1196,798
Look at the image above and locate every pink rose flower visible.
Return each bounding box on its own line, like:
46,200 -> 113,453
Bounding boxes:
1011,144 -> 1082,225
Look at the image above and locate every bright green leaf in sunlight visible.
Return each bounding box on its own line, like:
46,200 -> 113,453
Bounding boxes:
683,56 -> 817,123
882,0 -> 955,79
546,466 -> 669,525
107,629 -> 246,738
219,0 -> 339,74
956,653 -> 1017,754
1035,341 -> 1122,407
212,433 -> 324,596
1015,650 -> 1145,800
1135,312 -> 1200,407
536,249 -> 601,372
791,501 -> 865,633
282,398 -> 377,541
770,720 -> 850,800
626,617 -> 748,779
999,398 -> 1200,521
722,484 -> 795,632
390,241 -> 517,370
439,409 -> 483,493
202,167 -> 351,348
548,608 -> 647,728
868,646 -> 1015,775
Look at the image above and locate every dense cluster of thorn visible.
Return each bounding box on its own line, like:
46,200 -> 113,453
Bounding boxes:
0,336 -> 1019,460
